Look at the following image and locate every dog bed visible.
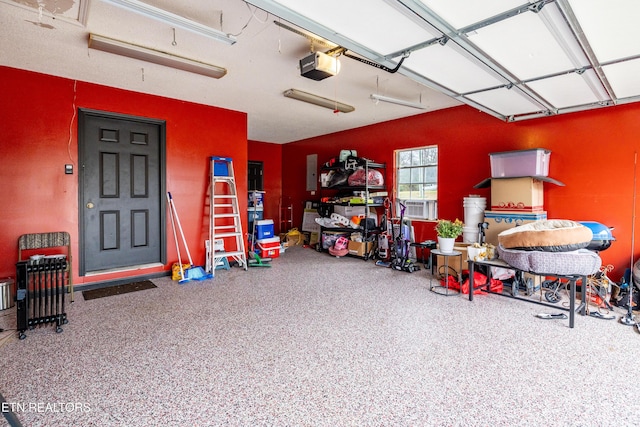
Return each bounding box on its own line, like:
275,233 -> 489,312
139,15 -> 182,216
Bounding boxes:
498,219 -> 593,252
498,245 -> 602,276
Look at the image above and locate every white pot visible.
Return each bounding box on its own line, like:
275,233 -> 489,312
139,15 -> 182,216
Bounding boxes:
437,236 -> 456,254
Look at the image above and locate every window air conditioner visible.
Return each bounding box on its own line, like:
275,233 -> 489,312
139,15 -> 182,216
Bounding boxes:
402,200 -> 437,219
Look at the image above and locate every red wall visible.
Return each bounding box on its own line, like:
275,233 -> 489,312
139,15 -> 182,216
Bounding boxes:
248,141 -> 283,234
4,64 -> 640,284
283,104 -> 640,282
1,66 -> 248,285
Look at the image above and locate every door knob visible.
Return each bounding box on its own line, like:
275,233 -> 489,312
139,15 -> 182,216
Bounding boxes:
86,202 -> 95,209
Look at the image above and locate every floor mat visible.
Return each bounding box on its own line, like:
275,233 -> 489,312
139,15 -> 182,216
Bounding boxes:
82,280 -> 157,300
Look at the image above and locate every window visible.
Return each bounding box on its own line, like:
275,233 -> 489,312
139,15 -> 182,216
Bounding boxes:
395,146 -> 438,219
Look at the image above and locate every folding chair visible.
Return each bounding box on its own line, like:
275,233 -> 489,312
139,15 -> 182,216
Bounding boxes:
18,232 -> 73,302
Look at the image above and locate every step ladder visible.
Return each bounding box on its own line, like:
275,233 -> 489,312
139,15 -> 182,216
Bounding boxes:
207,156 -> 247,275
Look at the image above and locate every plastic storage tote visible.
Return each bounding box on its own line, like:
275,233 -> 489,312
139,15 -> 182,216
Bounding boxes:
490,148 -> 551,178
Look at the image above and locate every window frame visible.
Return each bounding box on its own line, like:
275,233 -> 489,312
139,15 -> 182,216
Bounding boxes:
394,146 -> 438,220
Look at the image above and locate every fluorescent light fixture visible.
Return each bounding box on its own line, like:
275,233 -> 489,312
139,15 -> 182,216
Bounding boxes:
101,0 -> 236,45
283,89 -> 355,113
89,33 -> 227,79
370,94 -> 427,110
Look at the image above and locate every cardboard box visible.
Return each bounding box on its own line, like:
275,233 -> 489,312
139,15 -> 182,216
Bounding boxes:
435,243 -> 471,276
309,232 -> 319,245
491,177 -> 544,212
483,210 -> 548,246
302,209 -> 321,233
347,241 -> 375,257
332,205 -> 367,218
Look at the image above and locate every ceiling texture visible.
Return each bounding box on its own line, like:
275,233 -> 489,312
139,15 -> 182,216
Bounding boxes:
2,0 -> 639,143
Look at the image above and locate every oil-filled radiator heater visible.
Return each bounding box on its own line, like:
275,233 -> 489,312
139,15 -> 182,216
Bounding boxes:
15,256 -> 69,340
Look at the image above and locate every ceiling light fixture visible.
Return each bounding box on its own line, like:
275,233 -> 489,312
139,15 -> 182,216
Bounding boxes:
370,93 -> 426,110
100,0 -> 236,45
89,34 -> 227,79
283,89 -> 355,113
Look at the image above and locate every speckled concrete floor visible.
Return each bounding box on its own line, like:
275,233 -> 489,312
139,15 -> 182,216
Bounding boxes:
1,245 -> 639,427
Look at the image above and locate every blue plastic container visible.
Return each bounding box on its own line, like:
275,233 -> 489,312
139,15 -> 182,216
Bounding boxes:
255,220 -> 274,239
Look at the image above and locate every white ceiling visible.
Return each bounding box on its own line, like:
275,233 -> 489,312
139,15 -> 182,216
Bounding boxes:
2,0 -> 639,143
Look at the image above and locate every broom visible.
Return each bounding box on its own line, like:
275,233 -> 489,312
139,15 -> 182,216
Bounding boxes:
167,192 -> 212,281
167,193 -> 190,284
620,153 -> 637,326
248,194 -> 271,268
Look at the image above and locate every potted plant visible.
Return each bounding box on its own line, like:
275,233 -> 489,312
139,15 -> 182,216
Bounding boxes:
435,218 -> 463,253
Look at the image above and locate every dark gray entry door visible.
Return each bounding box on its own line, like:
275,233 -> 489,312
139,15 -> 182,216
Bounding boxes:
248,161 -> 264,191
79,110 -> 165,275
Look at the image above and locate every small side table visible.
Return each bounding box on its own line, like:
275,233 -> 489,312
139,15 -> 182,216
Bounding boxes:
410,240 -> 437,269
430,249 -> 462,296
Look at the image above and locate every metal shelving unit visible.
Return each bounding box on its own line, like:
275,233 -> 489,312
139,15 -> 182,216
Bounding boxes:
316,159 -> 386,259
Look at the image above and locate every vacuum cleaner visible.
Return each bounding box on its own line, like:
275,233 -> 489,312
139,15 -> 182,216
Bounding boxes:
391,202 -> 420,273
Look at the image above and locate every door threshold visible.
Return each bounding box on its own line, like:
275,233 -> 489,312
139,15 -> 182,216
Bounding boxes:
85,262 -> 164,277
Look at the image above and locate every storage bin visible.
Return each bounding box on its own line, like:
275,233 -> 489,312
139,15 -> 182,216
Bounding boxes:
321,231 -> 350,249
249,208 -> 264,221
255,219 -> 274,239
490,148 -> 551,178
483,210 -> 548,246
257,237 -> 280,259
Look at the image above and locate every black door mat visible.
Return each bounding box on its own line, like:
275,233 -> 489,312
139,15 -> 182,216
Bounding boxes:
82,280 -> 157,300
